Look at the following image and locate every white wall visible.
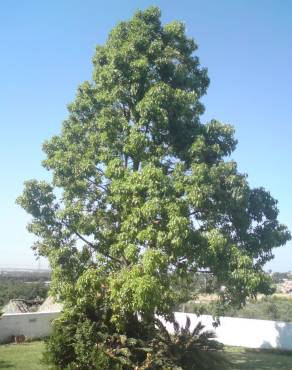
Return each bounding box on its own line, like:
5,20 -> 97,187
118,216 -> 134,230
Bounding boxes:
160,312 -> 292,351
1,311 -> 292,350
0,311 -> 60,343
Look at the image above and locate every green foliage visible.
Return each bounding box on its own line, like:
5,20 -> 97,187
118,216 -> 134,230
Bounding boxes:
182,296 -> 292,322
44,309 -> 228,370
0,277 -> 48,308
43,312 -> 77,369
17,6 -> 290,370
145,318 -> 229,370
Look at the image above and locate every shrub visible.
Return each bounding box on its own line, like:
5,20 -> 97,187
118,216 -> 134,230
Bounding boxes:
43,309 -> 228,370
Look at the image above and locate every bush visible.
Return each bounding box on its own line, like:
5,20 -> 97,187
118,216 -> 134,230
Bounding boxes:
146,317 -> 229,370
43,309 -> 228,370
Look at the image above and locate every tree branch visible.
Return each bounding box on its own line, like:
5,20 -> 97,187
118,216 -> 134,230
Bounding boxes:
60,219 -> 121,264
86,177 -> 109,193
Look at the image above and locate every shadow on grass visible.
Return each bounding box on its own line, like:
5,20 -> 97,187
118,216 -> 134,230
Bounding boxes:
228,347 -> 292,370
0,360 -> 13,369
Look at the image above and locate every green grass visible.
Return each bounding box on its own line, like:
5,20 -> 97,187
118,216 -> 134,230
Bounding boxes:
0,342 -> 292,369
0,341 -> 47,370
227,346 -> 292,370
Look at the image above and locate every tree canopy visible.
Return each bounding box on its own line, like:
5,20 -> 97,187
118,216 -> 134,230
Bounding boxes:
17,7 -> 290,369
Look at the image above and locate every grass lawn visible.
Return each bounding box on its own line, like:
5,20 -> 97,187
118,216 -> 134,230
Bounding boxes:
0,341 -> 47,370
0,342 -> 292,369
227,346 -> 292,370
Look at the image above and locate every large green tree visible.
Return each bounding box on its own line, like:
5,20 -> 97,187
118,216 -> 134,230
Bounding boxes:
18,7 -> 290,369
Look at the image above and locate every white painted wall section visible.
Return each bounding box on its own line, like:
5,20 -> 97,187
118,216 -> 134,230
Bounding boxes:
163,313 -> 292,351
1,311 -> 292,350
0,312 -> 59,343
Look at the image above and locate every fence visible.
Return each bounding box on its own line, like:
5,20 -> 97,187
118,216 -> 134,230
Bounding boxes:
1,311 -> 292,350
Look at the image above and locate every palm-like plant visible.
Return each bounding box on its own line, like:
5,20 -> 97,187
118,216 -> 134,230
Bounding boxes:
146,317 -> 229,370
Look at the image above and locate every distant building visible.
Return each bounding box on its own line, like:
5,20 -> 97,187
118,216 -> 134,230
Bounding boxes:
281,279 -> 292,293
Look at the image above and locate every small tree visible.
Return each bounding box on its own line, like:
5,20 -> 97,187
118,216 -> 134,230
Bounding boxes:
18,7 -> 290,369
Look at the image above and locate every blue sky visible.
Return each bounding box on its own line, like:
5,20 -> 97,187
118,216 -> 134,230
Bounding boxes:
0,0 -> 291,271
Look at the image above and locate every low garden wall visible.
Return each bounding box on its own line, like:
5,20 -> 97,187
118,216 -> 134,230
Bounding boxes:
170,312 -> 292,350
0,311 -> 60,343
1,311 -> 292,350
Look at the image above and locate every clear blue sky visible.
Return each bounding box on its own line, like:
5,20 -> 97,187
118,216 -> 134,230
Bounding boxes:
0,0 -> 291,271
